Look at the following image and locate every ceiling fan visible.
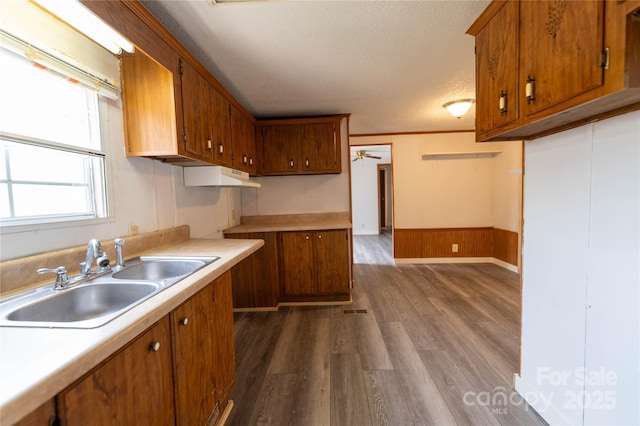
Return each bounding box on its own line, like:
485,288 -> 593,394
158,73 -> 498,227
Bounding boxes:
352,150 -> 382,162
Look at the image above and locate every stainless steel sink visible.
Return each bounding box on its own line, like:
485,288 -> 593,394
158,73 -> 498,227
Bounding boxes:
112,256 -> 218,281
0,255 -> 220,329
1,282 -> 159,329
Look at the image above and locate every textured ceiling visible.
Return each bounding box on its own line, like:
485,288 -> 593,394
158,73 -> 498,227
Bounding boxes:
140,0 -> 489,135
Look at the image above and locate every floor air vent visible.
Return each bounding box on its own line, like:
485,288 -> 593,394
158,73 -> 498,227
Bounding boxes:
343,309 -> 368,315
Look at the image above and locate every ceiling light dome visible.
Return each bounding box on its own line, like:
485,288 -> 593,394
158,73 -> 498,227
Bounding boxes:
443,99 -> 475,119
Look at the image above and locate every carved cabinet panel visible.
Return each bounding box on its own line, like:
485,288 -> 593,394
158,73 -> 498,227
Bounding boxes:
520,0 -> 605,117
475,0 -> 519,136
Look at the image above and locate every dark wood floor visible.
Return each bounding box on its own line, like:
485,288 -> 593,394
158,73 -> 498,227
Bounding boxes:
227,231 -> 546,425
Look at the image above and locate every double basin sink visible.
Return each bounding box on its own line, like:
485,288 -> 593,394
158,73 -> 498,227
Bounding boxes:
0,256 -> 219,329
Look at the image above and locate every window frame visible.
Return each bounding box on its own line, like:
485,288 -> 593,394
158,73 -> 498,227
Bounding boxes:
0,31 -> 117,230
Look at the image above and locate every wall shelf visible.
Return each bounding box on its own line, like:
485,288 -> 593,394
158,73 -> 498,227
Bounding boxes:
421,151 -> 502,160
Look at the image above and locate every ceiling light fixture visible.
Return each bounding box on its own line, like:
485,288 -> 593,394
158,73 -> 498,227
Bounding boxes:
31,0 -> 135,55
443,99 -> 475,119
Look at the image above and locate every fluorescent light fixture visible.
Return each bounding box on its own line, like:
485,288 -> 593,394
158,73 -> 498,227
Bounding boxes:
443,99 -> 475,119
31,0 -> 134,55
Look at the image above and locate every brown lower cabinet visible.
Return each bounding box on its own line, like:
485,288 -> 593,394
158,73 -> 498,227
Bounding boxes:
279,230 -> 351,301
172,271 -> 235,425
53,271 -> 234,426
224,232 -> 280,309
225,229 -> 351,308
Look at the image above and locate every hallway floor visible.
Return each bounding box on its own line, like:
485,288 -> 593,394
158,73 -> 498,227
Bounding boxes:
226,233 -> 546,425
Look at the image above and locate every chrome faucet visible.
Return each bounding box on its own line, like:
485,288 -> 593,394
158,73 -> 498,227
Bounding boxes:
37,266 -> 70,290
81,239 -> 110,275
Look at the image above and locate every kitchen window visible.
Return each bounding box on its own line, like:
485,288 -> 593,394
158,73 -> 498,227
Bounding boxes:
0,42 -> 109,227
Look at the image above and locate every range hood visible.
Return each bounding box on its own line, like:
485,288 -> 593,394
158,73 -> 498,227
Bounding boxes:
183,166 -> 261,188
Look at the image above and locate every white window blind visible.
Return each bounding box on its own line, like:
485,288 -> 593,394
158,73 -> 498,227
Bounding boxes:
0,29 -> 118,100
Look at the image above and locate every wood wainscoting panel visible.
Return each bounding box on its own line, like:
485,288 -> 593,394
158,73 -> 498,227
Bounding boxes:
394,228 -> 494,259
394,227 -> 519,267
492,228 -> 519,266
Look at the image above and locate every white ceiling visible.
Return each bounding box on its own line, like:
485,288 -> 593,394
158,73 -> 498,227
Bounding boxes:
141,0 -> 489,135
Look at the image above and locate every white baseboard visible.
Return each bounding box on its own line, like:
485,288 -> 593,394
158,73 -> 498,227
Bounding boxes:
394,256 -> 519,273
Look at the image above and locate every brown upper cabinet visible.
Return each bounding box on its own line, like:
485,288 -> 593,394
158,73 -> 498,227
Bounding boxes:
230,105 -> 258,174
473,0 -> 520,138
121,51 -> 252,168
180,59 -> 217,163
468,0 -> 640,141
211,86 -> 234,168
257,117 -> 342,176
83,1 -> 256,169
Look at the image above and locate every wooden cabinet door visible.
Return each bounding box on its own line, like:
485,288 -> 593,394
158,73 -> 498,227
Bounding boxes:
120,50 -> 179,157
260,125 -> 302,175
520,0 -> 605,117
475,0 -> 519,136
314,230 -> 350,295
171,281 -> 219,426
300,122 -> 341,174
58,317 -> 175,426
230,106 -> 257,173
180,59 -> 213,162
211,271 -> 236,406
172,271 -> 235,424
212,88 -> 233,167
226,232 -> 279,308
281,231 -> 315,295
243,114 -> 257,174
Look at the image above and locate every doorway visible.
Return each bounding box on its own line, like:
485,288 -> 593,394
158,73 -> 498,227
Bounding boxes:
377,164 -> 392,234
349,144 -> 392,236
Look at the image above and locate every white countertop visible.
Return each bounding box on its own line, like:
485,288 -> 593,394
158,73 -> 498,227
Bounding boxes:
0,238 -> 263,425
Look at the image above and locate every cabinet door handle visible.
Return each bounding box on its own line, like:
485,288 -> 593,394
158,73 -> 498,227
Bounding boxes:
305,158 -> 310,168
207,138 -> 212,152
218,143 -> 224,155
149,341 -> 161,352
525,75 -> 535,105
499,90 -> 507,115
290,159 -> 295,168
249,157 -> 253,166
243,154 -> 248,164
318,234 -> 322,239
179,317 -> 189,326
305,236 -> 310,240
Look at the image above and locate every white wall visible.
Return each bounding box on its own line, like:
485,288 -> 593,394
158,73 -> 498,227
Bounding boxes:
240,117 -> 351,216
492,142 -> 523,232
516,111 -> 639,425
0,0 -> 241,260
349,145 -> 391,235
351,132 -> 522,231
